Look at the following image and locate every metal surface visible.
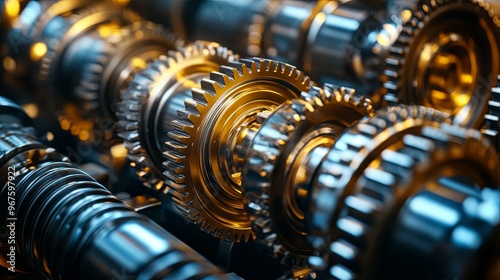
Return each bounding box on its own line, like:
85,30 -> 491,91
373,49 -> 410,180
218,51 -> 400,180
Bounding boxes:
117,41 -> 237,190
164,58 -> 313,242
242,84 -> 374,259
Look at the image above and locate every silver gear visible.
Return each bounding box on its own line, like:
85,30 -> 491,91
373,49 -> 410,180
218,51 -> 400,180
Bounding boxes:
117,42 -> 237,190
164,57 -> 313,242
242,84 -> 374,258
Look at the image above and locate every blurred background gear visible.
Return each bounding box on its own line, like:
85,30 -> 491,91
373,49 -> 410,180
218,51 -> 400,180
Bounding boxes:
242,84 -> 373,260
117,41 -> 237,190
164,57 -> 313,243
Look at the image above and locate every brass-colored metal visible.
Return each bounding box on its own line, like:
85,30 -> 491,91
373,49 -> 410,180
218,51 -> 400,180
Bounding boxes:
164,58 -> 313,242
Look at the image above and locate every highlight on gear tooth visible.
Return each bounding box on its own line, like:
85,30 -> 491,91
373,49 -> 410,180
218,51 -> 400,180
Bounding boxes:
241,84 -> 374,259
116,41 -> 237,191
163,57 -> 314,243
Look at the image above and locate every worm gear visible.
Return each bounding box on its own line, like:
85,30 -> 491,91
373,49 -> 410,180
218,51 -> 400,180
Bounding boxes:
117,42 -> 237,190
309,105 -> 499,279
382,0 -> 500,128
164,58 -> 313,242
242,84 -> 374,258
482,75 -> 500,149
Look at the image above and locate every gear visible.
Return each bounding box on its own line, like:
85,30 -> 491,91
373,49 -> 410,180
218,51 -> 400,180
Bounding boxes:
117,42 -> 237,190
241,84 -> 374,258
482,75 -> 500,149
164,58 -> 313,242
382,0 -> 500,128
58,20 -> 179,148
308,105 -> 499,279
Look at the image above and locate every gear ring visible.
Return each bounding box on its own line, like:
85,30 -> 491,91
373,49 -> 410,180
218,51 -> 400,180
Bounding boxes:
382,0 -> 500,128
117,42 -> 237,190
309,105 -> 499,279
242,84 -> 374,258
164,58 -> 313,242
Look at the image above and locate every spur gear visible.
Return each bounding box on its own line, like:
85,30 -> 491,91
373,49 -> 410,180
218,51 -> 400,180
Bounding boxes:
117,42 -> 237,190
308,105 -> 499,279
164,58 -> 313,242
242,84 -> 374,258
382,0 -> 500,128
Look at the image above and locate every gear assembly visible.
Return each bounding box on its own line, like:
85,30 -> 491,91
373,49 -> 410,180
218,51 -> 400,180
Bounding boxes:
0,0 -> 499,279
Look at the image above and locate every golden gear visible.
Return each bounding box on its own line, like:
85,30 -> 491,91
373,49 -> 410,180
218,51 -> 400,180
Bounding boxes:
482,75 -> 500,149
164,58 -> 313,242
241,84 -> 374,258
382,0 -> 500,128
117,42 -> 238,190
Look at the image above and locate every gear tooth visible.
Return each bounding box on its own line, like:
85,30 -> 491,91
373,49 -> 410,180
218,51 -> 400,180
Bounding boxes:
219,65 -> 236,79
200,78 -> 219,94
228,61 -> 246,76
171,119 -> 194,131
209,71 -> 231,87
183,99 -> 202,116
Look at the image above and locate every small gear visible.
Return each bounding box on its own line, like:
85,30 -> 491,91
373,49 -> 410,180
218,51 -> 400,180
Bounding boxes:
164,58 -> 313,242
117,42 -> 237,190
242,84 -> 374,258
482,75 -> 500,149
309,105 -> 499,279
382,0 -> 500,128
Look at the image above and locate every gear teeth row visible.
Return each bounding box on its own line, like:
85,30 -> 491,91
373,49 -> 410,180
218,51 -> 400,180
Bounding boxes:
117,42 -> 236,191
164,57 -> 313,243
315,105 -> 495,279
242,84 -> 373,258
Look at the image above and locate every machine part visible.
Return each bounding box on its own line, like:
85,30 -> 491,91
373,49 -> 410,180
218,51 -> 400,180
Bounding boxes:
302,1 -> 398,97
191,0 -> 271,57
309,105 -> 499,279
164,57 -> 313,242
482,75 -> 500,149
58,19 -> 178,147
242,84 -> 374,258
383,0 -> 500,128
0,99 -> 229,279
117,41 -> 237,190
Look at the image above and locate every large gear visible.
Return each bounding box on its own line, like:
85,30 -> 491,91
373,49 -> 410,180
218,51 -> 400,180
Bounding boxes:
308,105 -> 499,279
164,58 -> 313,242
241,84 -> 374,258
117,42 -> 237,190
382,0 -> 500,128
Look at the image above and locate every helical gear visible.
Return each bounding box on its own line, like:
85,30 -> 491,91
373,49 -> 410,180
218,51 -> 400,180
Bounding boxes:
117,42 -> 237,190
164,58 -> 313,242
241,84 -> 374,258
309,105 -> 499,279
382,0 -> 500,128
